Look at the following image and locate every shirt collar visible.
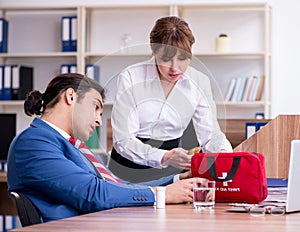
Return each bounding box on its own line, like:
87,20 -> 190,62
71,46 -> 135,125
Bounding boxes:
41,119 -> 70,140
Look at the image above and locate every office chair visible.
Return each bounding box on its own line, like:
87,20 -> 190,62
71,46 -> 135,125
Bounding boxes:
9,191 -> 42,227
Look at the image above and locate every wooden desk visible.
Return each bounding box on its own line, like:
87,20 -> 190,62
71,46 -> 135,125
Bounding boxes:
0,171 -> 17,216
10,204 -> 300,232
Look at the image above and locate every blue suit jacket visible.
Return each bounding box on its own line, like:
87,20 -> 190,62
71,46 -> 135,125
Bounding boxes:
7,118 -> 174,222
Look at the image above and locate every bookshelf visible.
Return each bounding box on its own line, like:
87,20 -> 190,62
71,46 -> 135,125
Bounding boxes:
180,3 -> 271,119
0,3 -> 272,150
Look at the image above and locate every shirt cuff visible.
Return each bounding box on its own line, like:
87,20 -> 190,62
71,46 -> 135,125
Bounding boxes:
149,187 -> 156,204
173,174 -> 180,182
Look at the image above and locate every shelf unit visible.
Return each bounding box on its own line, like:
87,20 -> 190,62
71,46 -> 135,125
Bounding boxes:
0,3 -> 272,150
178,3 -> 271,119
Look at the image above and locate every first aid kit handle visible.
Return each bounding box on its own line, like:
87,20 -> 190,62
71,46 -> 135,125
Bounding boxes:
207,156 -> 241,182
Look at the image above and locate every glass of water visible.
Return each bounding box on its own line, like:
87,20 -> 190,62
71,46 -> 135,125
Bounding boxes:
193,180 -> 216,210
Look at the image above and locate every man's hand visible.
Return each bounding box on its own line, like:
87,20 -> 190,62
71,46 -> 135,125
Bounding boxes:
164,177 -> 205,204
179,170 -> 192,180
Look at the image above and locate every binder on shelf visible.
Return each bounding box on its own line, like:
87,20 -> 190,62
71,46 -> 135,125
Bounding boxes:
245,121 -> 268,139
11,65 -> 33,100
60,64 -> 77,73
60,64 -> 69,74
0,65 -> 33,101
70,64 -> 77,73
0,18 -> 8,53
3,65 -> 12,100
61,16 -> 77,52
255,112 -> 265,119
61,16 -> 70,51
86,64 -> 99,81
60,64 -> 99,77
0,66 -> 3,100
71,16 -> 77,51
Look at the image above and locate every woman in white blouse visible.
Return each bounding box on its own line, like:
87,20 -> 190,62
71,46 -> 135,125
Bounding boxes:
109,16 -> 232,182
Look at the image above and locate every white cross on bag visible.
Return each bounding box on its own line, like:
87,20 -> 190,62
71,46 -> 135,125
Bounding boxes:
218,172 -> 233,186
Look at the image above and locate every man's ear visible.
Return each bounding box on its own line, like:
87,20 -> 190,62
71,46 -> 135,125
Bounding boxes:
65,88 -> 76,105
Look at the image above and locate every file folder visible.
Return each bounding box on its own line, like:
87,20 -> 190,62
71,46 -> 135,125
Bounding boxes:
11,65 -> 33,100
60,64 -> 69,74
61,17 -> 70,51
70,16 -> 77,52
245,121 -> 268,139
245,122 -> 256,139
86,64 -> 99,81
60,64 -> 77,73
61,16 -> 77,52
0,66 -> 3,100
3,65 -> 12,100
70,64 -> 77,73
0,18 -> 8,53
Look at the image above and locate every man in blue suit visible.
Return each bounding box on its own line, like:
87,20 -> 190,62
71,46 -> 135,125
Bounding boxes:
7,73 -> 203,222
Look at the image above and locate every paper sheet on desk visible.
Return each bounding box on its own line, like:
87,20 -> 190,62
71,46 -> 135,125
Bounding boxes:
264,187 -> 287,203
264,178 -> 288,203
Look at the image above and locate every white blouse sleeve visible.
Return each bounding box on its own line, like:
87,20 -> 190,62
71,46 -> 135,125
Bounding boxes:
111,70 -> 166,168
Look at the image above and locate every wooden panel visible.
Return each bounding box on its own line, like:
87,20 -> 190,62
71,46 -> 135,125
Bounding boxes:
234,115 -> 300,178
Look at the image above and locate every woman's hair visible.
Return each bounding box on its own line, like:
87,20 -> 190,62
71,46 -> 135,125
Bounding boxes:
24,73 -> 105,116
150,16 -> 195,59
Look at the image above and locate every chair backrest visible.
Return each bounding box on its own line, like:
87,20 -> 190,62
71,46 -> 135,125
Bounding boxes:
9,191 -> 42,227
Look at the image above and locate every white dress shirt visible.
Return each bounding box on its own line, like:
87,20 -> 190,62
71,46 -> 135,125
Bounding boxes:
112,58 -> 232,168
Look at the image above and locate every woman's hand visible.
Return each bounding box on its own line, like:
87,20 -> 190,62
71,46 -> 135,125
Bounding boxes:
161,148 -> 191,169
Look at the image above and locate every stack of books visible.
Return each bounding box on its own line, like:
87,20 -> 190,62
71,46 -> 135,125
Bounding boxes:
225,75 -> 265,102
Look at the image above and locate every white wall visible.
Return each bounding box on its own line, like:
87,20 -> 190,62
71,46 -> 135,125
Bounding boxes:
1,0 -> 299,118
269,0 -> 300,117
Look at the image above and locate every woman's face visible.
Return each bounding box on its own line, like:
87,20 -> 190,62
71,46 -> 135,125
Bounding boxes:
72,89 -> 103,141
154,49 -> 190,83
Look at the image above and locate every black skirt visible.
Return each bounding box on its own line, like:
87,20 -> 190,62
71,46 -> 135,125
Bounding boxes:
109,137 -> 182,182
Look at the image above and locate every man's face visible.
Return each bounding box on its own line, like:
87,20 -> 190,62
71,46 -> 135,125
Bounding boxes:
72,88 -> 103,141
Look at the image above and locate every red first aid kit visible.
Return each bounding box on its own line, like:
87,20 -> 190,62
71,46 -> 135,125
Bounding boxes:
191,152 -> 268,204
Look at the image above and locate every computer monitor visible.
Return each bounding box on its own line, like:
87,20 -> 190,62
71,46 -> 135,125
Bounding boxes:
0,114 -> 16,161
286,140 -> 300,213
